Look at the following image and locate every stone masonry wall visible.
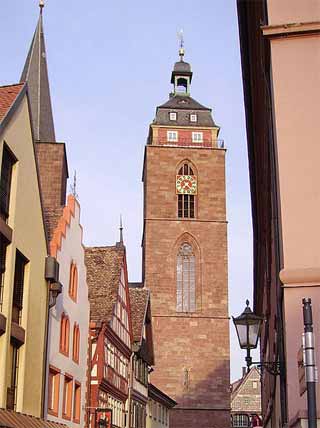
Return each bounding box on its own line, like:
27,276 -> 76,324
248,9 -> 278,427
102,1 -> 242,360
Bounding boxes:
143,144 -> 229,428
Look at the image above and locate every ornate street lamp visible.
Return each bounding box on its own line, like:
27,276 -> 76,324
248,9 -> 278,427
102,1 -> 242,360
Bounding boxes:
232,300 -> 263,369
232,300 -> 281,376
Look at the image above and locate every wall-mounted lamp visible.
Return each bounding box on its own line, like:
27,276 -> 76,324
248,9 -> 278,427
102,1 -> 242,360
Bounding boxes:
232,300 -> 281,376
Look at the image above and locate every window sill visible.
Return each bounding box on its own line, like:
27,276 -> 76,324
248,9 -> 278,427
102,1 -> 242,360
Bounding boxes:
11,321 -> 25,347
59,349 -> 69,358
62,414 -> 71,421
68,294 -> 77,304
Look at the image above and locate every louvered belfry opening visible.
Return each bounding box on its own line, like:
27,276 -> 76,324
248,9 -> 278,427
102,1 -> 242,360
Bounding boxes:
176,243 -> 196,312
12,250 -> 28,324
0,145 -> 16,221
177,163 -> 195,218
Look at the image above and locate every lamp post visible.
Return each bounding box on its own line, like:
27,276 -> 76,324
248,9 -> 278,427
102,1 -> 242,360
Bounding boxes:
232,300 -> 263,370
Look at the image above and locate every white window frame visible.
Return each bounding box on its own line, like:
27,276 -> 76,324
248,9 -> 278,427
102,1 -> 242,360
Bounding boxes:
190,114 -> 197,122
169,112 -> 177,121
192,132 -> 203,143
167,130 -> 178,142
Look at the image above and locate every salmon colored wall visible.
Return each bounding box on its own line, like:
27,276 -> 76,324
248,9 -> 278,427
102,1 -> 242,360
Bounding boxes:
268,0 -> 320,26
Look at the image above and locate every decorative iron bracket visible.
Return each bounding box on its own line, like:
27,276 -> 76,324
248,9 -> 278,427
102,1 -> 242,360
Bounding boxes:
253,361 -> 282,376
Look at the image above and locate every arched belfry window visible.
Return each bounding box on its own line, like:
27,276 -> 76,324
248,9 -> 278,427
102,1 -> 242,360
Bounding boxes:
177,163 -> 196,218
176,243 -> 196,312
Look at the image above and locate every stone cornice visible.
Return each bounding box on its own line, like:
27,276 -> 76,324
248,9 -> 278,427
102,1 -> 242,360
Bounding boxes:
262,21 -> 320,39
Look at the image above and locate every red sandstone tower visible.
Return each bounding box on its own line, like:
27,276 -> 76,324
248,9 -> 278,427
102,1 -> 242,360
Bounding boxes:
142,46 -> 230,428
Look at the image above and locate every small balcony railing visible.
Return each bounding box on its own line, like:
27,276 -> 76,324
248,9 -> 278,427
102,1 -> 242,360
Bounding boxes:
150,137 -> 225,149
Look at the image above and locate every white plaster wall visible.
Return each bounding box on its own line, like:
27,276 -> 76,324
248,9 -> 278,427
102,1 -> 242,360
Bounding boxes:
45,201 -> 89,427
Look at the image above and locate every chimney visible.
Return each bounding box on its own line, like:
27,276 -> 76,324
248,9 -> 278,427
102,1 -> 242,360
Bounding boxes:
242,366 -> 247,377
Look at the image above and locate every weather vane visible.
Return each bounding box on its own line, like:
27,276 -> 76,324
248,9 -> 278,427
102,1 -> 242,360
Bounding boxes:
177,29 -> 185,60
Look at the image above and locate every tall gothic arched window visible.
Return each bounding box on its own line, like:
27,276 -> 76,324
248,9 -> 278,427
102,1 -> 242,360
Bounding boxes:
176,243 -> 196,312
177,163 -> 196,218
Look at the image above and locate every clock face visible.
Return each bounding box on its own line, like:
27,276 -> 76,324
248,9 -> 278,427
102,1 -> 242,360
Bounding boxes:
176,175 -> 197,195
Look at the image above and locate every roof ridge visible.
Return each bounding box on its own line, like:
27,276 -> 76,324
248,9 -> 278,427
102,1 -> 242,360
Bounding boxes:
0,83 -> 25,89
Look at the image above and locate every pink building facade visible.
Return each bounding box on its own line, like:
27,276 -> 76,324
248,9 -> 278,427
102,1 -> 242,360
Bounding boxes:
237,1 -> 320,428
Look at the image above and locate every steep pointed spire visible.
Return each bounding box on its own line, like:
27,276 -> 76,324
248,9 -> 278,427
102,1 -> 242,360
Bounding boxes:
20,5 -> 56,142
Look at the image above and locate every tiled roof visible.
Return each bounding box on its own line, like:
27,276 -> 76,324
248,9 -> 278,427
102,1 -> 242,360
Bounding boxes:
129,288 -> 149,344
0,408 -> 67,427
85,246 -> 124,323
0,84 -> 24,122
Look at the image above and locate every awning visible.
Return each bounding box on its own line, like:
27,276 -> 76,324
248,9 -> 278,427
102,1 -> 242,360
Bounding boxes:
0,409 -> 67,428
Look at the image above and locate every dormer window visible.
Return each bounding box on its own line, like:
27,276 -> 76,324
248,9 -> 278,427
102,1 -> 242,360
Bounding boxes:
169,112 -> 177,121
190,114 -> 197,123
167,131 -> 178,142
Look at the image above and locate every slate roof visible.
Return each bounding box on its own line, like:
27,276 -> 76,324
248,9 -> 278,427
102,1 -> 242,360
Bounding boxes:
158,95 -> 210,111
173,60 -> 192,73
20,12 -> 56,142
0,84 -> 24,122
129,288 -> 149,344
0,408 -> 67,428
85,246 -> 125,323
154,95 -> 217,128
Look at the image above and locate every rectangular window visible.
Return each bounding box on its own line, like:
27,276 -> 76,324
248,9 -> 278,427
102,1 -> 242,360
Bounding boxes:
192,132 -> 203,143
178,195 -> 195,219
0,145 -> 16,221
48,366 -> 60,416
73,381 -> 81,423
190,114 -> 197,122
167,131 -> 178,142
169,112 -> 177,121
62,375 -> 73,420
7,345 -> 19,410
12,250 -> 28,324
0,234 -> 9,311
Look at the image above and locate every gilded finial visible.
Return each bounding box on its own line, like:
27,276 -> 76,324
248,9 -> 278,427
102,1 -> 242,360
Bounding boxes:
39,0 -> 45,13
177,29 -> 185,61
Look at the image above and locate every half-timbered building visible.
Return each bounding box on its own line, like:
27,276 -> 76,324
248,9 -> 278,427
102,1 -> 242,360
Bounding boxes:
85,244 -> 132,428
129,287 -> 154,428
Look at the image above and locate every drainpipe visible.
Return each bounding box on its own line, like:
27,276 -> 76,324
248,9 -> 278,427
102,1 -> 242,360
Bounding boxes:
41,280 -> 50,418
127,352 -> 134,428
302,298 -> 317,428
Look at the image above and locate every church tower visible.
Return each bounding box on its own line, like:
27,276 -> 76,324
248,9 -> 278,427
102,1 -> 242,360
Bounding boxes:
142,45 -> 230,428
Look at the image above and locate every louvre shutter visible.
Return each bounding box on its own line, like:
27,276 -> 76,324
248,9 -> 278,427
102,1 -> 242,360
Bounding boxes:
0,234 -> 8,274
13,251 -> 27,310
0,147 -> 15,220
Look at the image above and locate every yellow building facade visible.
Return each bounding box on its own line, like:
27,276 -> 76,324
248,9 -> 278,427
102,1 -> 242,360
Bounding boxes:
0,84 -> 48,416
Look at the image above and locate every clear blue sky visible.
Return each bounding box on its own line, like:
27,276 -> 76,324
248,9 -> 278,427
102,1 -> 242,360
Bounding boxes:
2,0 -> 258,380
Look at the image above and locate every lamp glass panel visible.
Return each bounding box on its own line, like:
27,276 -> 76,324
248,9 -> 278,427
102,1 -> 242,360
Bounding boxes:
236,323 -> 249,348
248,322 -> 260,348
